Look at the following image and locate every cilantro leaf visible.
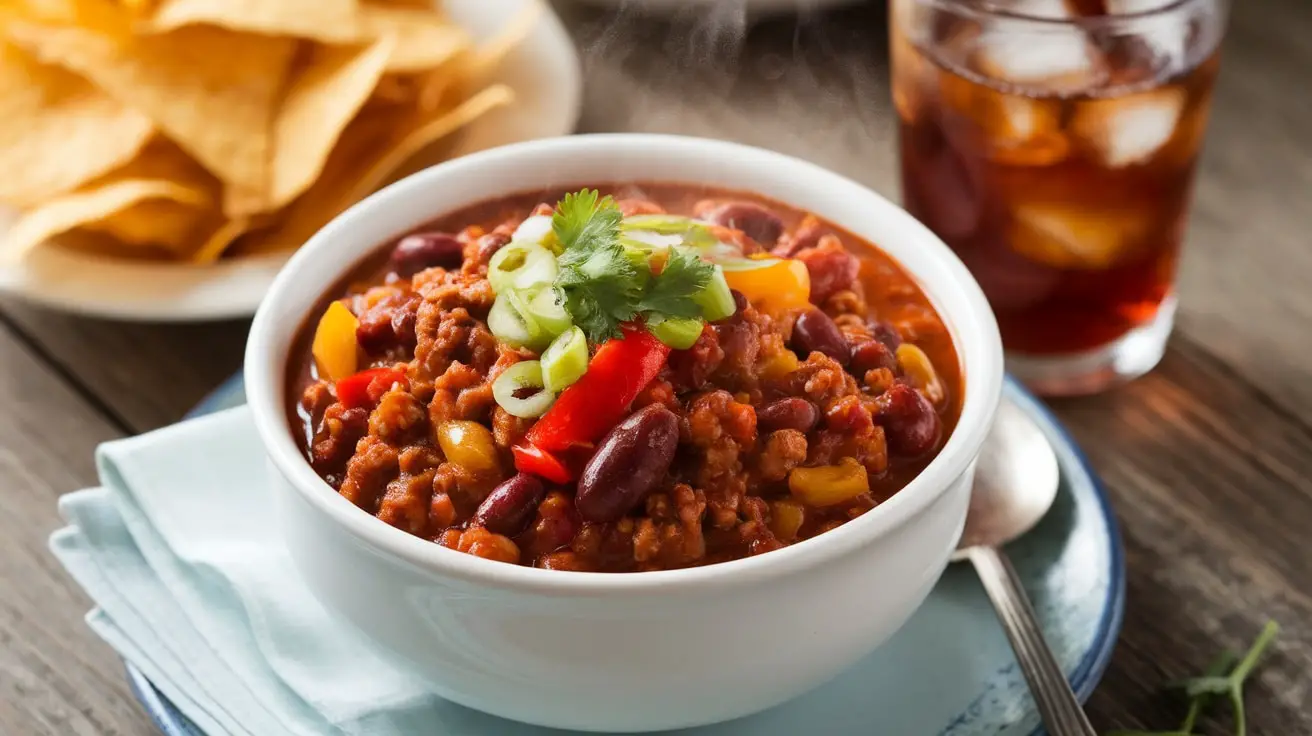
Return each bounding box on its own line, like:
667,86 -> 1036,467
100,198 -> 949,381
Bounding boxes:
553,189 -> 622,268
550,190 -> 637,342
555,239 -> 641,343
636,246 -> 714,318
548,191 -> 718,344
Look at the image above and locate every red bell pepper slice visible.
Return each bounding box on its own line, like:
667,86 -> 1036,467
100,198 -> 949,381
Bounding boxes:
511,444 -> 573,485
526,327 -> 671,452
513,327 -> 671,481
336,367 -> 408,410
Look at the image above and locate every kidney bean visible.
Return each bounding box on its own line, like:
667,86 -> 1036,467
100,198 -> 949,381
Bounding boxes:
697,201 -> 785,247
757,397 -> 819,433
874,383 -> 942,457
474,473 -> 546,536
388,232 -> 464,277
474,231 -> 511,265
849,338 -> 897,375
575,405 -> 680,523
869,320 -> 903,351
791,309 -> 850,366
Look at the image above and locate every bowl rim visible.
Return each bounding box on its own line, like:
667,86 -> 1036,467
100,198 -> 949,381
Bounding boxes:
245,133 -> 1003,596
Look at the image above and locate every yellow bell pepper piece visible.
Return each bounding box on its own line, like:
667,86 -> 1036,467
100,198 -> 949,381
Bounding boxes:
789,457 -> 869,507
896,344 -> 946,407
769,498 -> 807,542
311,301 -> 360,381
723,258 -> 811,315
758,350 -> 800,382
436,420 -> 502,477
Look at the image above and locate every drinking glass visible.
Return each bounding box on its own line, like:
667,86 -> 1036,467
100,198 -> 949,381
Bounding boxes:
890,0 -> 1229,395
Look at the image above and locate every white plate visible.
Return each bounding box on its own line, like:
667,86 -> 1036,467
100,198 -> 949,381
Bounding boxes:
0,0 -> 582,322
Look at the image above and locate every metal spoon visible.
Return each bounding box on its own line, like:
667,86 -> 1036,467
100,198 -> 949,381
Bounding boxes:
952,395 -> 1097,736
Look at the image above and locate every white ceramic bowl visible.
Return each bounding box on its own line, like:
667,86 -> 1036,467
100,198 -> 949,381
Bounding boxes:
245,134 -> 1003,733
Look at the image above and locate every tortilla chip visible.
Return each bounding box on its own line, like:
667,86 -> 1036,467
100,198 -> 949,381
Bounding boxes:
0,177 -> 208,261
237,84 -> 513,255
466,0 -> 541,81
189,216 -> 251,263
86,198 -> 204,248
0,43 -> 154,207
408,2 -> 533,113
0,0 -> 132,36
263,37 -> 393,212
146,0 -> 361,43
357,2 -> 468,73
110,136 -> 220,186
352,85 -> 514,202
5,20 -> 296,204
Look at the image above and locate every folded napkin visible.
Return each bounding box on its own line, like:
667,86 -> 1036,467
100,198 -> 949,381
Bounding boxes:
50,406 -> 550,736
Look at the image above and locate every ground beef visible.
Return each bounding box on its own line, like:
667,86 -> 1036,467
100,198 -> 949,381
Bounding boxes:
338,436 -> 399,513
797,235 -> 861,305
757,429 -> 808,483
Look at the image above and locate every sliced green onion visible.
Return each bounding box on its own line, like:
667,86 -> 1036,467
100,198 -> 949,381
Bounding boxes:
541,326 -> 589,393
647,315 -> 705,350
716,255 -> 781,272
622,215 -> 719,249
510,286 -> 572,339
512,214 -> 553,244
693,265 -> 736,322
700,241 -> 747,262
488,293 -> 535,348
622,214 -> 700,235
488,242 -> 557,294
623,230 -> 684,249
618,237 -> 660,281
492,360 -> 555,418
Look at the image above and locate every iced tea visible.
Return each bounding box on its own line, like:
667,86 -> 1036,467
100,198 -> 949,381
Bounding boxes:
891,0 -> 1228,394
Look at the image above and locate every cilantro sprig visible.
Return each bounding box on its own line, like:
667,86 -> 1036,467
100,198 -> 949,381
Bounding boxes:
550,190 -> 716,343
1108,621 -> 1279,736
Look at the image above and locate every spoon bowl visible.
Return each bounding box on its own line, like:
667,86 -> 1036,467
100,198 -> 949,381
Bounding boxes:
953,395 -> 1061,558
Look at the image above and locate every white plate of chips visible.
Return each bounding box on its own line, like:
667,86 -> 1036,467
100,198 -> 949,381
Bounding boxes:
0,0 -> 582,321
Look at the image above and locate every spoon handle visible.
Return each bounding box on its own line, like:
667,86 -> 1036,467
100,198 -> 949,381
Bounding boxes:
968,546 -> 1097,736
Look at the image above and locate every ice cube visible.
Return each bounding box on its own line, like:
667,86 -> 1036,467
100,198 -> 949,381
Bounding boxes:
1104,0 -> 1188,72
940,73 -> 1071,166
973,28 -> 1107,94
1071,88 -> 1186,167
1009,201 -> 1149,269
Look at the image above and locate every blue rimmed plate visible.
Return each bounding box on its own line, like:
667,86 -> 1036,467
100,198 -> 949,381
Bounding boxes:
127,374 -> 1123,736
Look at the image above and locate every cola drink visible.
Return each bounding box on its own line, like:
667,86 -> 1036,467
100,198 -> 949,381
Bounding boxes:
891,0 -> 1228,394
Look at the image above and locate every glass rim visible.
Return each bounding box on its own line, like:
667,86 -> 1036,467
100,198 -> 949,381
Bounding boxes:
908,0 -> 1223,29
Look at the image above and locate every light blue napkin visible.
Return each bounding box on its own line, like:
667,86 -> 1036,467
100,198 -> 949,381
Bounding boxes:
50,406 -> 553,736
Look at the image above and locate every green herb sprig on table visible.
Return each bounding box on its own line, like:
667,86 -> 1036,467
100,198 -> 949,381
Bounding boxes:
550,189 -> 714,343
1108,620 -> 1279,736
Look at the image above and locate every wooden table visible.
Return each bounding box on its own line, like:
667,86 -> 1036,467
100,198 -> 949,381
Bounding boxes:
2,1 -> 1308,733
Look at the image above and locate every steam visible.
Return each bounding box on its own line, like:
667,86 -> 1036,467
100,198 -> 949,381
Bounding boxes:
563,0 -> 901,197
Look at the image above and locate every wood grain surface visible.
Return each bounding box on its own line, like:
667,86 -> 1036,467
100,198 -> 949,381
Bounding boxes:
1,0 -> 1308,733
